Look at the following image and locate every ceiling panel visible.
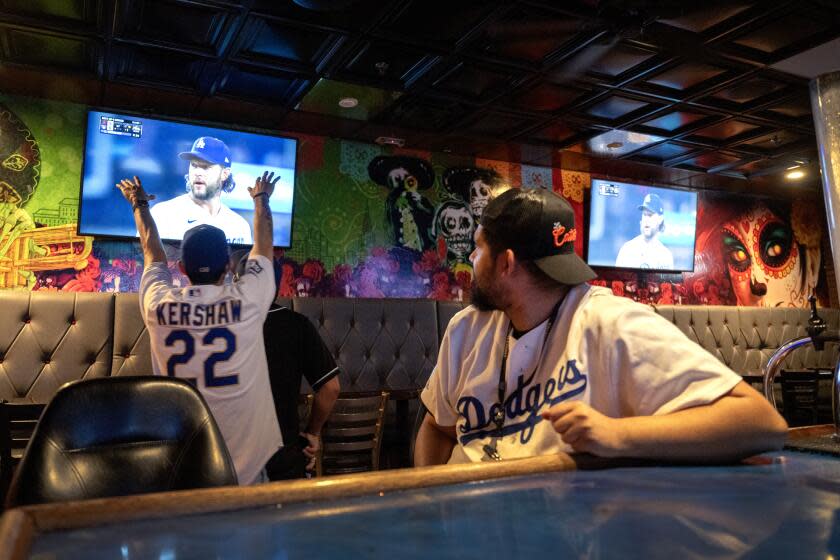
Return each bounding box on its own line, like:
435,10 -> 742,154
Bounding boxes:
0,0 -> 833,194
236,17 -> 335,65
432,60 -> 517,101
116,0 -> 231,51
645,63 -> 728,91
633,142 -> 695,162
732,13 -> 833,54
688,119 -> 761,141
641,111 -> 708,132
506,82 -> 581,113
342,40 -> 432,86
659,4 -> 753,33
710,77 -> 787,104
586,95 -> 651,120
677,151 -> 742,170
588,43 -> 657,77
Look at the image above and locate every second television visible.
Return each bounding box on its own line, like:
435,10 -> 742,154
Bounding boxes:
78,110 -> 298,247
587,179 -> 698,272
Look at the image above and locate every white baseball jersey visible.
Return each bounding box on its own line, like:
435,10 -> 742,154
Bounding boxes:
421,284 -> 741,464
150,194 -> 253,244
615,234 -> 675,270
139,255 -> 280,484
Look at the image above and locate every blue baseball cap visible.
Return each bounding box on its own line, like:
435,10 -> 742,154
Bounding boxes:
179,137 -> 232,167
638,194 -> 664,214
181,225 -> 229,284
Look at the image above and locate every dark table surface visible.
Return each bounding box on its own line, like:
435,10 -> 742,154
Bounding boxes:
22,449 -> 840,560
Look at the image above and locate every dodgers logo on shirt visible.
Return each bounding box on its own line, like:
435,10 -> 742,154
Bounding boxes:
456,359 -> 588,446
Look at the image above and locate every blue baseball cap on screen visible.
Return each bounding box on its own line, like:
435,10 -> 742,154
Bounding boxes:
179,137 -> 232,167
181,225 -> 229,284
638,193 -> 664,214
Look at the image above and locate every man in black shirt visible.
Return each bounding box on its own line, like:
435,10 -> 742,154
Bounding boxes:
233,251 -> 341,479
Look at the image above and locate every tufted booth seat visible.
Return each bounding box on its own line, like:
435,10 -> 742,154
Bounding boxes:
1,291 -> 838,408
652,305 -> 840,377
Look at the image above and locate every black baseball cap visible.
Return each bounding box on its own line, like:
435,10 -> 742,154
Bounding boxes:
181,224 -> 229,284
480,188 -> 596,285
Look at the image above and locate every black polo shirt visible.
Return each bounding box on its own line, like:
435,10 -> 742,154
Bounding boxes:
263,305 -> 339,442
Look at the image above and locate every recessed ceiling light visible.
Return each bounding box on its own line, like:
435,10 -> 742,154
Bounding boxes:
606,142 -> 624,149
338,97 -> 358,108
786,169 -> 806,180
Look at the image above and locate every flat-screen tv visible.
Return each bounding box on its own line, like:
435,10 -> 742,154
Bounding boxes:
586,179 -> 697,272
78,110 -> 297,247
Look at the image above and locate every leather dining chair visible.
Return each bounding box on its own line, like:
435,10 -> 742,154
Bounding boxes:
5,376 -> 237,508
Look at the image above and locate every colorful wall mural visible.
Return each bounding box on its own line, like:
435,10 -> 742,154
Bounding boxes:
0,93 -> 830,307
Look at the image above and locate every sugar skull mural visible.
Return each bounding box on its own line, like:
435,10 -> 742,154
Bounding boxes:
433,199 -> 475,266
719,200 -> 821,307
442,167 -> 505,221
368,155 -> 435,252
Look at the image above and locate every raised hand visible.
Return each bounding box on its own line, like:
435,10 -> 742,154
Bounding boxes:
116,176 -> 156,207
248,171 -> 281,201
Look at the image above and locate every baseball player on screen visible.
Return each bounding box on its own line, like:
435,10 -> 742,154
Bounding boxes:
150,136 -> 253,244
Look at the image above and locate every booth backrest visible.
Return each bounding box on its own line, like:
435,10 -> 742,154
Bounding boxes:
0,292 -> 113,402
1,291 -> 838,403
653,305 -> 840,375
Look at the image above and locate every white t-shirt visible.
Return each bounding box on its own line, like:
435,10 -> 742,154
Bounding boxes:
150,194 -> 253,244
421,284 -> 741,464
615,234 -> 674,270
139,255 -> 280,484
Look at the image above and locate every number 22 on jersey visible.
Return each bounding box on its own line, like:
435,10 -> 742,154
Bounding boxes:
164,327 -> 238,387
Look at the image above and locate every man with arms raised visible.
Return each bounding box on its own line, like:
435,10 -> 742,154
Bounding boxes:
118,170 -> 281,484
416,188 -> 786,465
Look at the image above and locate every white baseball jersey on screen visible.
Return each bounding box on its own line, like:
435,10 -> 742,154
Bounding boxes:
422,284 -> 741,464
139,255 -> 280,484
615,235 -> 674,270
150,194 -> 253,244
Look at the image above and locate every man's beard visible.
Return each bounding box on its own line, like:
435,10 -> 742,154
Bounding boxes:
471,281 -> 499,311
189,179 -> 222,201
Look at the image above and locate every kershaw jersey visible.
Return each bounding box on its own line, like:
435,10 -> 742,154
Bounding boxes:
150,194 -> 253,244
139,254 -> 280,484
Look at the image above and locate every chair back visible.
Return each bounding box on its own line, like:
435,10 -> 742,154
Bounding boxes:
0,402 -> 46,505
5,376 -> 237,508
320,392 -> 389,475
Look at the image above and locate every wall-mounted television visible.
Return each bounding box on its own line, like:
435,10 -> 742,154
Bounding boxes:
586,179 -> 698,273
78,110 -> 298,247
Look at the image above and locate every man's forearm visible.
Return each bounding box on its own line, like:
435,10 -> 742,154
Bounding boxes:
133,205 -> 166,267
414,413 -> 456,467
305,377 -> 340,435
616,383 -> 787,462
251,194 -> 273,259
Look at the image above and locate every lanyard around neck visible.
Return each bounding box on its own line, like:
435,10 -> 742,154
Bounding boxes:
491,297 -> 564,436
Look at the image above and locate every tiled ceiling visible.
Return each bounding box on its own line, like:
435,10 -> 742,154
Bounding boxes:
0,0 -> 838,196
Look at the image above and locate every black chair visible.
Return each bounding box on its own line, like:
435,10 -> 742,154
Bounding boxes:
0,401 -> 46,506
5,376 -> 237,508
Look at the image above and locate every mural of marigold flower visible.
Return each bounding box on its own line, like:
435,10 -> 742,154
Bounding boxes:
790,198 -> 821,248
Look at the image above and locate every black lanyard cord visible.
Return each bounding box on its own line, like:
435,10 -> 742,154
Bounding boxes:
492,296 -> 564,436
